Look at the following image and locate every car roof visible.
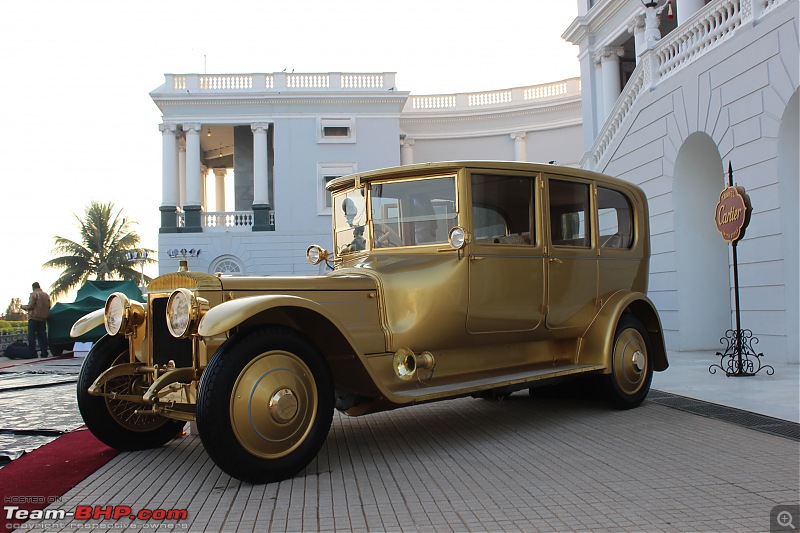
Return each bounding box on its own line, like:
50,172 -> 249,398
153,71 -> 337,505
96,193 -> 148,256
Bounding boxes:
326,161 -> 640,194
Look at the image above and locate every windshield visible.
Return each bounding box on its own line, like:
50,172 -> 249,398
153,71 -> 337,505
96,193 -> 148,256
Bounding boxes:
371,176 -> 457,248
332,175 -> 458,256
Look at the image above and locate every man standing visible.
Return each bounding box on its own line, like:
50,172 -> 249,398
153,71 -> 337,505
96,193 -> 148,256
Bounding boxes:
21,282 -> 51,358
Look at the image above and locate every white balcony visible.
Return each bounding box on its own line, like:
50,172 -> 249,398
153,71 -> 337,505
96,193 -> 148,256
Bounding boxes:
155,72 -> 398,95
176,211 -> 275,232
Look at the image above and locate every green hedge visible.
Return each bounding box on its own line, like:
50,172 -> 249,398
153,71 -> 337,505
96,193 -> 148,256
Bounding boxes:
0,320 -> 27,334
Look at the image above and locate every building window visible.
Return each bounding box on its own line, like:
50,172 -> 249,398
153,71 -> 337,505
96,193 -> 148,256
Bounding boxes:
317,117 -> 356,143
210,255 -> 244,275
318,163 -> 357,215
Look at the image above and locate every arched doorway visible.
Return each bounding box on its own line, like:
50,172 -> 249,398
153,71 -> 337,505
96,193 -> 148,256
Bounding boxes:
777,89 -> 799,364
673,132 -> 732,350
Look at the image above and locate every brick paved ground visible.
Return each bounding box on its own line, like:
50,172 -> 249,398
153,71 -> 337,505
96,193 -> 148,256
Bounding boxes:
25,392 -> 800,532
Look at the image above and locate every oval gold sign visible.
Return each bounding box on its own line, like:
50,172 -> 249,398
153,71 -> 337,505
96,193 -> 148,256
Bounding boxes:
715,185 -> 751,243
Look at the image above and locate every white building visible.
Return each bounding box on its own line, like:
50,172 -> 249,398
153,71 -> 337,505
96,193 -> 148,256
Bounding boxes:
152,0 -> 797,364
151,73 -> 583,274
564,0 -> 798,362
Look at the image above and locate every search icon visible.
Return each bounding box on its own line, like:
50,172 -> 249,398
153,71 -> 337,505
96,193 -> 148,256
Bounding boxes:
778,510 -> 796,530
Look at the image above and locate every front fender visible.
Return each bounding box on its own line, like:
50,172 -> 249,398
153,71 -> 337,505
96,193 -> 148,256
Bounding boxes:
71,308 -> 106,338
198,294 -> 353,342
578,291 -> 668,372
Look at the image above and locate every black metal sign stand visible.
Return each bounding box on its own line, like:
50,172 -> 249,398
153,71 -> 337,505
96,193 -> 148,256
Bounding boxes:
709,164 -> 774,377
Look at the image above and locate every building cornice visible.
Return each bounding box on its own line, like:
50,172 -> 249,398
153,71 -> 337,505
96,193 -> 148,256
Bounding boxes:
563,0 -> 635,45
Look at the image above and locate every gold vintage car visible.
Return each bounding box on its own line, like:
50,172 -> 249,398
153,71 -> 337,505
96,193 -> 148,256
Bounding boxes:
72,161 -> 667,484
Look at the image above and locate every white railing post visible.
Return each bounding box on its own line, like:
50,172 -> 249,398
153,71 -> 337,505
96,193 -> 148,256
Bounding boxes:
185,74 -> 200,92
274,73 -> 288,90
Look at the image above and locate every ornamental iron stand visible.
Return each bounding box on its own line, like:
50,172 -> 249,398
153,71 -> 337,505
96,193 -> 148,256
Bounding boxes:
709,163 -> 774,377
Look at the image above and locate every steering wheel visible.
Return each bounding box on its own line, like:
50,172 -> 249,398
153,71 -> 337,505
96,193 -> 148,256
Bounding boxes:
374,224 -> 402,247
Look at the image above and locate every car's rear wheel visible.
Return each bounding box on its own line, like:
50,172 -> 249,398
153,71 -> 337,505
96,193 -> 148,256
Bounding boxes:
602,315 -> 653,409
196,327 -> 334,484
77,335 -> 186,450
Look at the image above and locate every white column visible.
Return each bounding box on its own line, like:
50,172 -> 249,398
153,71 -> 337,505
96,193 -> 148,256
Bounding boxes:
511,131 -> 527,162
251,123 -> 270,206
400,136 -> 415,165
676,0 -> 704,25
160,123 -> 179,207
178,137 -> 186,208
628,14 -> 647,63
598,47 -> 625,120
184,123 -> 202,207
201,165 -> 208,210
214,168 -> 227,212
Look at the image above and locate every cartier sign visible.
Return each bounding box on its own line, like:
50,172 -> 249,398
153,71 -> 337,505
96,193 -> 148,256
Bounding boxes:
715,185 -> 751,243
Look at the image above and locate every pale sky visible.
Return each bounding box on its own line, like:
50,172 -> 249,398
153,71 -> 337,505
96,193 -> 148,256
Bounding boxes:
0,0 -> 579,310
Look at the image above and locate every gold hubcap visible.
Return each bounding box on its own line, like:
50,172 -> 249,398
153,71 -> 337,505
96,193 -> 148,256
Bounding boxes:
612,329 -> 648,396
230,351 -> 317,459
269,388 -> 299,424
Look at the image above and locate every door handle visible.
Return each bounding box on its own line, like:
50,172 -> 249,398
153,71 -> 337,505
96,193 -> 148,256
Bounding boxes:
469,256 -> 486,262
548,257 -> 563,264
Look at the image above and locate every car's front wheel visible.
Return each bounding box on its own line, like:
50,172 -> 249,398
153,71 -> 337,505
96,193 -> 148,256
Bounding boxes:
196,327 -> 334,484
602,315 -> 653,409
77,335 -> 186,450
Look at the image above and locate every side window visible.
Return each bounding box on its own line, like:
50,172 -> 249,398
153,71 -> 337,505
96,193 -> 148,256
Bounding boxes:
549,179 -> 590,247
471,174 -> 534,245
598,187 -> 634,248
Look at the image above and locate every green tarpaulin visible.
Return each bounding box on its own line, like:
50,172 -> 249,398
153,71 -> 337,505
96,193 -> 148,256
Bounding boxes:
47,280 -> 143,348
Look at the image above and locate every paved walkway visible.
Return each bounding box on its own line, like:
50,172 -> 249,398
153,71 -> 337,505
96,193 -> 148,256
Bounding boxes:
1,349 -> 798,532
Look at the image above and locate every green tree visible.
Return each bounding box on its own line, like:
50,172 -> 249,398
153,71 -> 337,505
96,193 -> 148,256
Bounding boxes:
2,298 -> 26,321
43,201 -> 156,299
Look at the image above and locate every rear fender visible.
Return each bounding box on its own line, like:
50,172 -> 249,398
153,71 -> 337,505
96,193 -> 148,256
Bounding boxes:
578,291 -> 668,372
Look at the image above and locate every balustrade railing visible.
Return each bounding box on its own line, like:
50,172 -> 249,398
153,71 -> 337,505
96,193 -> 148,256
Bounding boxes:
406,78 -> 580,112
176,210 -> 274,231
163,72 -> 397,93
582,0 -> 785,169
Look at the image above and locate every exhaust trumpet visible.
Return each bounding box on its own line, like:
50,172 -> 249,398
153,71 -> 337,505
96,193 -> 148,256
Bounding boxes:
393,348 -> 435,381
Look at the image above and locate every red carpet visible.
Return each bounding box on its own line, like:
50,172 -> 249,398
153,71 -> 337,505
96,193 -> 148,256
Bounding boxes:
0,428 -> 118,529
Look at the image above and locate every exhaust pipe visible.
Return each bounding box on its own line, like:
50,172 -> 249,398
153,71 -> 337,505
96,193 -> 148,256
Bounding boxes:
393,348 -> 435,381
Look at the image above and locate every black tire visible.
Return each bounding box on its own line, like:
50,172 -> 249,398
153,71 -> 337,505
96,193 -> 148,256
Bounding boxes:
602,315 -> 653,409
196,327 -> 334,484
50,342 -> 74,357
77,335 -> 186,450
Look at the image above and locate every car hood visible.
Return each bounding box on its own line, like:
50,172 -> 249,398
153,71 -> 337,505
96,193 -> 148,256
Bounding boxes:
219,273 -> 377,292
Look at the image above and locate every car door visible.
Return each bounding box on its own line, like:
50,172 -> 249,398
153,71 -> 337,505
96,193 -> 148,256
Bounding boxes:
466,172 -> 545,334
545,176 -> 598,331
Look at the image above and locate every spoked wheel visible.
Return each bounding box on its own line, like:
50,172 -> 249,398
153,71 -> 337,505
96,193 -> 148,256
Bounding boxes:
602,315 -> 653,409
77,335 -> 186,450
196,327 -> 334,484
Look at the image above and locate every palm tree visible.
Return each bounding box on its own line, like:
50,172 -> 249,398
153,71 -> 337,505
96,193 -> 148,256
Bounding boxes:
44,201 -> 156,299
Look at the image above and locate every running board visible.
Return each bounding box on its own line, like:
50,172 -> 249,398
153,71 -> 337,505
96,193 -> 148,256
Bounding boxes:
394,363 -> 606,402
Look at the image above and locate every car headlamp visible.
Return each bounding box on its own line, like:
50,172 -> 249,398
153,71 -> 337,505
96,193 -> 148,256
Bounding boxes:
166,288 -> 208,338
104,292 -> 145,336
306,245 -> 329,265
